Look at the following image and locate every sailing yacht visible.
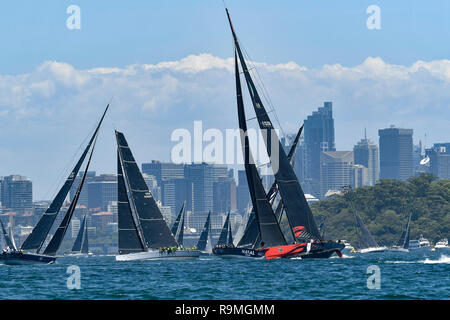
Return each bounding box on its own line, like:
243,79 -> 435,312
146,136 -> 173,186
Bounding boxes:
353,212 -> 387,254
0,105 -> 109,265
70,214 -> 92,257
214,11 -> 344,259
114,130 -> 200,261
389,213 -> 412,253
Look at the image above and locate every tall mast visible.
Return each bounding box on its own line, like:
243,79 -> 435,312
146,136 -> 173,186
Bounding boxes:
234,50 -> 287,247
21,104 -> 110,252
226,9 -> 321,240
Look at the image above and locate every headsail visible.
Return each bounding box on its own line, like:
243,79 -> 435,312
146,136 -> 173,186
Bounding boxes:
71,215 -> 87,253
176,206 -> 185,246
354,212 -> 378,249
115,130 -> 178,249
0,220 -> 15,250
234,50 -> 287,248
226,9 -> 321,240
197,212 -> 211,251
43,134 -> 98,256
21,104 -> 110,252
171,201 -> 185,238
227,222 -> 233,246
217,212 -> 231,245
396,212 -> 412,249
117,152 -> 146,255
81,217 -> 89,254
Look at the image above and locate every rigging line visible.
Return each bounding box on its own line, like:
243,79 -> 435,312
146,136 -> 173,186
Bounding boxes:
239,42 -> 287,139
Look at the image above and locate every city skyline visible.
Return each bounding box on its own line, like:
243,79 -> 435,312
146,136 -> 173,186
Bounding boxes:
1,2 -> 450,200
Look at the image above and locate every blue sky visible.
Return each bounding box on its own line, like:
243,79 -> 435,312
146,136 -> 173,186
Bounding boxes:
0,1 -> 449,200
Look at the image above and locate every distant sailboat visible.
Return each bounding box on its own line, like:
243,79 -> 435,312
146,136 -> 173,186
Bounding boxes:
0,220 -> 16,252
0,104 -> 109,265
390,213 -> 411,252
196,212 -> 213,254
114,130 -> 199,261
70,214 -> 92,257
354,212 -> 387,253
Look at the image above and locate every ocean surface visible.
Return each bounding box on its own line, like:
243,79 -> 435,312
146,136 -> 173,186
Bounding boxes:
0,250 -> 449,300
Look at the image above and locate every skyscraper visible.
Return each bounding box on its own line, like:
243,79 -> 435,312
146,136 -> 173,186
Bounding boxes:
303,101 -> 336,197
320,151 -> 354,198
141,161 -> 184,186
379,126 -> 414,181
426,143 -> 450,179
353,134 -> 379,186
0,175 -> 33,213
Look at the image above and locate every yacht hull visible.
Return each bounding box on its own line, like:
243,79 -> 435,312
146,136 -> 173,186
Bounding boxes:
115,250 -> 200,261
0,252 -> 56,265
213,242 -> 345,259
357,246 -> 387,254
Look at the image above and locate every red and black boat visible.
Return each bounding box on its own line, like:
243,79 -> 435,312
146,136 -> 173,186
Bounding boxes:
213,9 -> 344,259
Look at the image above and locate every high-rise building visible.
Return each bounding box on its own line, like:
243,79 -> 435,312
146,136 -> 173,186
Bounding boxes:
303,102 -> 336,197
379,126 -> 414,181
213,177 -> 236,214
161,177 -> 193,217
141,161 -> 184,186
350,164 -> 369,189
320,151 -> 354,198
84,175 -> 117,211
236,169 -> 250,214
184,163 -> 214,215
0,175 -> 33,213
426,143 -> 450,179
353,135 -> 379,186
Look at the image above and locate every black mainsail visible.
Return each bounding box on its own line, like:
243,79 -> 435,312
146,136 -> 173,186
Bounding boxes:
71,214 -> 89,254
226,9 -> 321,240
234,50 -> 287,248
236,125 -> 302,248
21,104 -> 110,252
43,135 -> 98,256
196,212 -> 211,251
116,130 -> 178,249
117,152 -> 146,255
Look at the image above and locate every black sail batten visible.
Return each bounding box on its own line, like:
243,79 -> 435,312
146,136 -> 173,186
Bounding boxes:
71,215 -> 87,253
196,212 -> 211,251
21,104 -> 110,252
354,212 -> 378,249
0,220 -> 15,249
171,202 -> 185,238
176,206 -> 185,246
43,134 -> 99,256
117,151 -> 146,255
226,9 -> 321,240
115,131 -> 178,249
217,212 -> 231,245
234,50 -> 287,248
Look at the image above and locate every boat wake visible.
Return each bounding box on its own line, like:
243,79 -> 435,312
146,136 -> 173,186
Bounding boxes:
422,255 -> 450,264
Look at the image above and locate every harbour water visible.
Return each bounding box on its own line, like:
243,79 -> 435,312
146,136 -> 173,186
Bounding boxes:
0,251 -> 448,300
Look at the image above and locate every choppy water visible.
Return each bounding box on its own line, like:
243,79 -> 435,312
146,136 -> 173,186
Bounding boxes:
0,250 -> 448,300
